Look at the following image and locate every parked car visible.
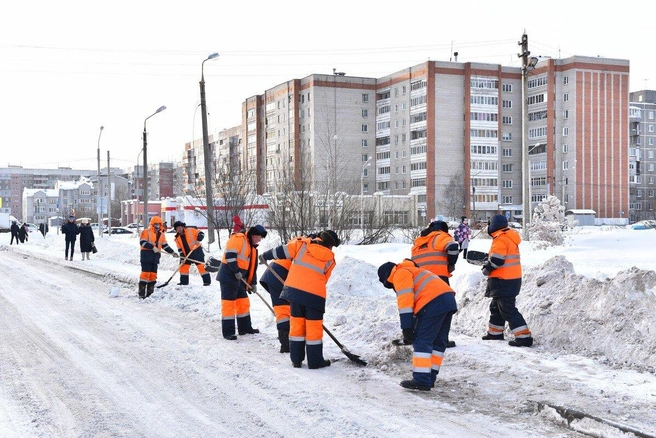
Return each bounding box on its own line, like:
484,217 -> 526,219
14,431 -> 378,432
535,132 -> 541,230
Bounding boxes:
508,221 -> 522,229
103,227 -> 134,235
630,220 -> 656,230
125,223 -> 140,229
23,222 -> 39,233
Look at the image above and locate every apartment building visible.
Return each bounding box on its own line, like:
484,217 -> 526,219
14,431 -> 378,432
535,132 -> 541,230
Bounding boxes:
0,166 -> 94,221
236,56 -> 629,223
629,90 -> 656,221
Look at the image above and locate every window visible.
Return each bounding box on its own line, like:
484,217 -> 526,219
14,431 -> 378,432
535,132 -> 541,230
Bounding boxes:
650,125 -> 655,133
502,164 -> 513,172
563,161 -> 569,170
377,182 -> 389,190
563,144 -> 568,153
362,154 -> 369,162
502,148 -> 512,157
564,93 -> 569,102
563,110 -> 569,119
649,138 -> 654,146
362,139 -> 368,147
402,86 -> 406,95
502,132 -> 512,141
502,116 -> 512,125
502,180 -> 513,188
378,166 -> 390,175
563,127 -> 569,136
362,124 -> 368,132
564,76 -> 569,85
502,83 -> 513,92
362,94 -> 369,103
502,100 -> 512,109
362,109 -> 368,117
502,196 -> 513,204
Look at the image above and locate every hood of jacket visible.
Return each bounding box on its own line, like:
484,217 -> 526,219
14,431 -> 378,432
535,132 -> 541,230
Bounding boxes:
491,227 -> 521,245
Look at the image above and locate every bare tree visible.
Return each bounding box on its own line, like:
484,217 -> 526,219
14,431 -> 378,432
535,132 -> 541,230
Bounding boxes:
439,170 -> 466,220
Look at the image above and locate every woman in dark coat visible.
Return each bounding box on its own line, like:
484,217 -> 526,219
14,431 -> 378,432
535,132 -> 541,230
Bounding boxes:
18,223 -> 28,243
78,219 -> 95,261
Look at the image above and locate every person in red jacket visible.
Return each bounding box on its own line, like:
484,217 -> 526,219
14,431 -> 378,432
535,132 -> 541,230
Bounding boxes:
378,259 -> 458,391
260,230 -> 339,369
481,214 -> 533,347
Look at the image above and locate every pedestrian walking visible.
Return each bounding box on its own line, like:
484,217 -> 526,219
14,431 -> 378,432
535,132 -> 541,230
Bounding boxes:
10,221 -> 20,245
78,219 -> 95,260
411,220 -> 459,348
19,223 -> 29,243
378,258 -> 457,391
61,216 -> 79,260
454,216 -> 472,258
260,230 -> 340,369
173,221 -> 211,286
481,214 -> 533,347
217,225 -> 267,340
138,216 -> 178,299
39,222 -> 49,238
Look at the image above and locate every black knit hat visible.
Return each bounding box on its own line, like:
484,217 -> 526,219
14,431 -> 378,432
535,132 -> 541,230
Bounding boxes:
377,262 -> 396,289
488,214 -> 508,234
429,220 -> 449,233
319,230 -> 340,248
173,221 -> 186,229
248,224 -> 267,238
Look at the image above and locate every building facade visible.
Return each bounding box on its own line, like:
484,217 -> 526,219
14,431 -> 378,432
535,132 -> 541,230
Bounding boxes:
629,90 -> 656,221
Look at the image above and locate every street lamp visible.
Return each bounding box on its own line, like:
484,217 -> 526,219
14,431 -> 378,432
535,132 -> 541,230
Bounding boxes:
97,126 -> 104,238
360,157 -> 371,236
200,52 -> 219,245
143,105 -> 166,231
519,31 -> 538,240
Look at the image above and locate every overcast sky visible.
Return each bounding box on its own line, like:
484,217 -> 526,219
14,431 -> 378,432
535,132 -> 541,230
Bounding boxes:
1,1 -> 654,171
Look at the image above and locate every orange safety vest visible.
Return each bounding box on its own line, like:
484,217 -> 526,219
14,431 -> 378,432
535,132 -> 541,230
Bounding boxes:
140,228 -> 167,251
283,238 -> 335,300
411,231 -> 456,278
488,228 -> 522,280
221,232 -> 257,283
388,259 -> 454,316
174,228 -> 201,256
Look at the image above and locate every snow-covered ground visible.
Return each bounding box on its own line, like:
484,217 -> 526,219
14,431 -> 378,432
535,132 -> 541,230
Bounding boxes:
1,226 -> 655,437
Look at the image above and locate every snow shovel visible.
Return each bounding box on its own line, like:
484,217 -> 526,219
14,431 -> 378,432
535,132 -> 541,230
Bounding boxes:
261,258 -> 367,366
156,248 -> 196,288
465,250 -> 488,266
239,278 -> 275,314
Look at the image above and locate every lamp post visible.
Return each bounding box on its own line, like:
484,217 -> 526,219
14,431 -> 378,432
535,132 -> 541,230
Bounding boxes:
200,52 -> 219,245
360,157 -> 371,236
518,32 -> 538,240
97,126 -> 104,238
135,148 -> 143,234
142,105 -> 167,231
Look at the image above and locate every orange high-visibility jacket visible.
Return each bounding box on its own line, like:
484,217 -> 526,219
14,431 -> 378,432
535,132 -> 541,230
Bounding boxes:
174,228 -> 203,256
221,232 -> 257,284
487,228 -> 522,280
411,231 -> 459,278
274,237 -> 335,312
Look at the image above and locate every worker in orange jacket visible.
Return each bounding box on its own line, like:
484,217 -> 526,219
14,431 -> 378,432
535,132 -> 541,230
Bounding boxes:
378,258 -> 458,391
411,220 -> 459,348
481,214 -> 533,347
173,221 -> 210,286
217,225 -> 267,340
139,216 -> 178,299
260,230 -> 339,369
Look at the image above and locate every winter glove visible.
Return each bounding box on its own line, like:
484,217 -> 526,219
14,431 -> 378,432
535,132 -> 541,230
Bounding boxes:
234,272 -> 243,281
481,267 -> 490,277
402,328 -> 415,345
258,254 -> 267,265
448,264 -> 455,273
152,247 -> 160,253
248,284 -> 257,294
171,252 -> 179,258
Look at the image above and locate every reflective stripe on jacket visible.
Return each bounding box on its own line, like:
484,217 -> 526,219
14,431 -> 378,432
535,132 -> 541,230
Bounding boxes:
221,232 -> 257,283
387,259 -> 455,329
487,228 -> 522,280
411,231 -> 459,277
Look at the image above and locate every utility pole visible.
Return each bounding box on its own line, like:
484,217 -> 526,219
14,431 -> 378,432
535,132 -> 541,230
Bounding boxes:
107,151 -> 112,235
519,31 -> 531,241
97,126 -> 103,238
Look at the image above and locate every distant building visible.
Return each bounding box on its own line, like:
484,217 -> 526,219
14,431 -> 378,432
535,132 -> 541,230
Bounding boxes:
629,90 -> 656,222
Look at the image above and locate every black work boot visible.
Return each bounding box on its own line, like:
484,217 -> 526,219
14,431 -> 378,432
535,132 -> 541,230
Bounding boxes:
177,275 -> 189,286
400,379 -> 431,391
146,282 -> 155,297
482,333 -> 505,340
308,359 -> 331,370
138,283 -> 147,299
509,337 -> 533,347
201,273 -> 211,286
278,329 -> 290,353
238,328 -> 260,335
